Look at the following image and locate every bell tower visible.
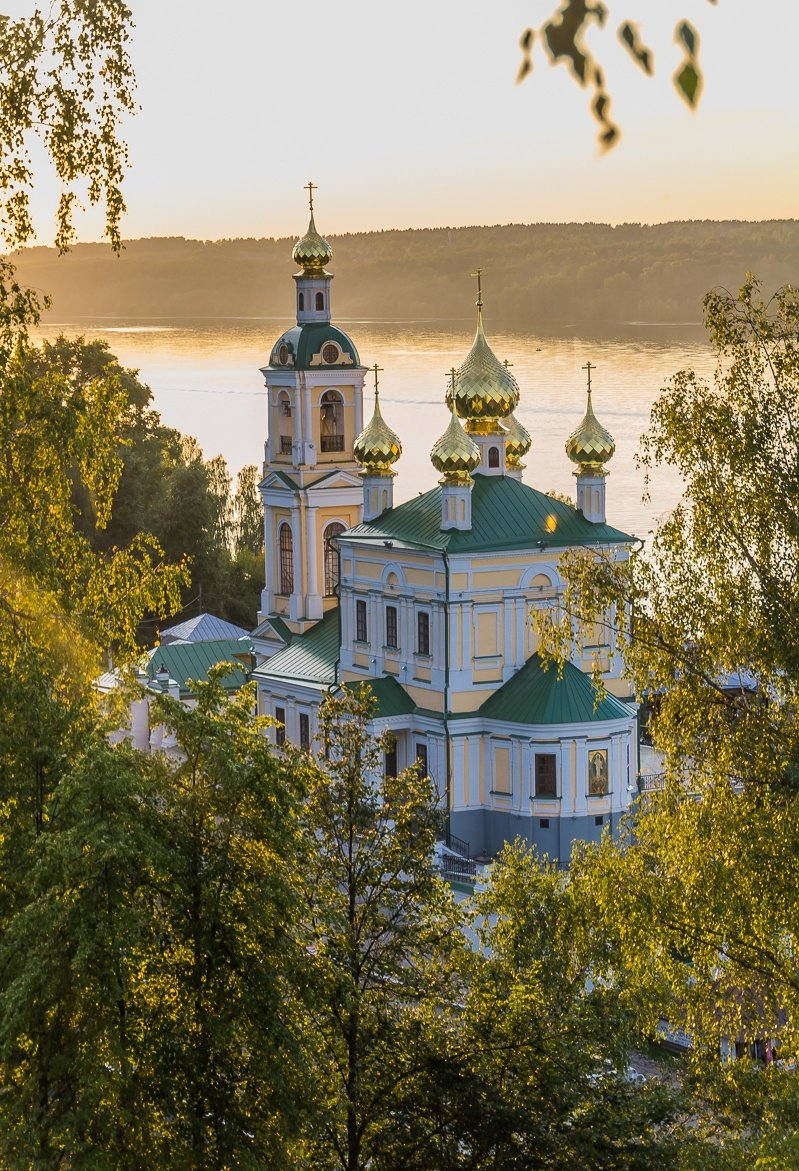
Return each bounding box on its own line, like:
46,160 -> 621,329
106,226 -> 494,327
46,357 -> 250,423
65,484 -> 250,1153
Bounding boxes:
258,185 -> 367,631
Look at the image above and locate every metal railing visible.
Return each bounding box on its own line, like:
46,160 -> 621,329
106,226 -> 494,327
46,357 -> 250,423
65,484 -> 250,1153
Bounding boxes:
440,854 -> 478,884
638,772 -> 667,793
444,828 -> 471,859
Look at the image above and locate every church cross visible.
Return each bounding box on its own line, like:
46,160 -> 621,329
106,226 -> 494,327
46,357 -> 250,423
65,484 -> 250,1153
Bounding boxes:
503,358 -> 514,370
582,360 -> 595,394
470,268 -> 484,308
305,180 -> 316,212
372,362 -> 384,397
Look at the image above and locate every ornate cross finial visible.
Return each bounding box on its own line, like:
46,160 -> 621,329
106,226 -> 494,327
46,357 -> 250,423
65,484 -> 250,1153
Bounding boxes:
372,362 -> 384,398
305,180 -> 316,213
446,366 -> 458,408
504,358 -> 514,370
582,360 -> 595,395
471,268 -> 484,309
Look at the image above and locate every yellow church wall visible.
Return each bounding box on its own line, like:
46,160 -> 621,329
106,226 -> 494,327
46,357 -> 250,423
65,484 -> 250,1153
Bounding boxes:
404,683 -> 444,712
471,569 -> 523,591
354,560 -> 384,581
449,688 -> 496,713
492,742 -> 512,796
451,573 -> 469,591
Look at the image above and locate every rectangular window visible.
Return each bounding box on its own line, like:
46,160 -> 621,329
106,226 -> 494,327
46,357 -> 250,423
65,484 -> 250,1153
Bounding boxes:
299,712 -> 310,750
279,435 -> 292,454
385,605 -> 398,649
275,706 -> 286,747
385,737 -> 398,778
535,753 -> 557,798
415,743 -> 428,776
356,599 -> 368,643
417,611 -> 430,656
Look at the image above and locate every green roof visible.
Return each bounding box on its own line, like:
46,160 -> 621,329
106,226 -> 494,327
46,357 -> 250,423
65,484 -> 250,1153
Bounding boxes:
344,473 -> 632,553
254,607 -> 339,685
148,639 -> 252,696
344,675 -> 416,718
268,323 -> 360,370
479,654 -> 631,725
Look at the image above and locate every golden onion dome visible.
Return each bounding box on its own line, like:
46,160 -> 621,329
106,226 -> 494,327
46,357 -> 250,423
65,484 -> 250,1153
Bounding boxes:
504,412 -> 532,467
565,385 -> 615,471
354,388 -> 402,472
449,308 -> 520,431
292,209 -> 332,273
431,406 -> 480,482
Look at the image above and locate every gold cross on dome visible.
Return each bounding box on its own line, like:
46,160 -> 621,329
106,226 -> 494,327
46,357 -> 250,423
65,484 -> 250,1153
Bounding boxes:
372,362 -> 384,396
582,360 -> 595,393
305,181 -> 316,212
470,268 -> 484,308
504,358 -> 514,370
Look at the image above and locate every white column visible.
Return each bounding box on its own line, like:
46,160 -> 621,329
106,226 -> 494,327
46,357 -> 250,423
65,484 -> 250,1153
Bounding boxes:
574,737 -> 588,815
305,504 -> 323,620
559,741 -> 573,814
515,597 -> 526,666
262,504 -> 275,613
303,376 -> 313,447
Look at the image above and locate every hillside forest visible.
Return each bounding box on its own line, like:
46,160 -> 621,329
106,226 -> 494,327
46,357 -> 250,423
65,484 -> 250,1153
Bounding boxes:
14,219 -> 799,328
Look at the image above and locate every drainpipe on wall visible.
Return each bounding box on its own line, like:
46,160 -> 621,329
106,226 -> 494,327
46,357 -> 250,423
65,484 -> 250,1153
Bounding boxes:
443,548 -> 451,841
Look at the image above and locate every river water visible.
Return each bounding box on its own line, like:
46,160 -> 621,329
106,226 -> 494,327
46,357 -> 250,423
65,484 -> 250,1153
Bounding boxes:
32,315 -> 716,540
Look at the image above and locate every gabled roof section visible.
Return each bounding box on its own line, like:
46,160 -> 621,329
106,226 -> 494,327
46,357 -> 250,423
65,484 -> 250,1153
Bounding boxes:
253,607 -> 338,686
260,469 -> 299,491
343,473 -> 633,553
479,654 -> 631,725
160,612 -> 251,644
252,614 -> 294,646
147,639 -> 253,696
307,468 -> 363,491
344,675 -> 416,719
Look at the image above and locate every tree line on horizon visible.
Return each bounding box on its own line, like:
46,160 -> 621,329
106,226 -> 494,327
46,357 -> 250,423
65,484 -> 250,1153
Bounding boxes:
14,219 -> 799,329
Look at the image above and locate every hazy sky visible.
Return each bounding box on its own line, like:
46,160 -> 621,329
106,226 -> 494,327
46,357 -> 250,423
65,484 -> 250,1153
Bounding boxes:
25,0 -> 799,241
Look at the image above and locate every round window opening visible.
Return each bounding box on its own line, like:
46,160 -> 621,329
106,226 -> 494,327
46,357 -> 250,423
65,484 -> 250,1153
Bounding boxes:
322,343 -> 339,364
278,343 -> 289,365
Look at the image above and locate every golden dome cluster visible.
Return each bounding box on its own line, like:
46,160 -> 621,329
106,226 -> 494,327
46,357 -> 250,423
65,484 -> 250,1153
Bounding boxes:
292,210 -> 332,274
431,406 -> 481,482
355,383 -> 402,474
503,413 -> 532,469
448,310 -> 520,433
565,383 -> 615,473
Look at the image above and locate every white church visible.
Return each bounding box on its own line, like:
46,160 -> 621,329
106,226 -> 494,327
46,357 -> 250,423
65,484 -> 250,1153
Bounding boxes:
252,192 -> 639,862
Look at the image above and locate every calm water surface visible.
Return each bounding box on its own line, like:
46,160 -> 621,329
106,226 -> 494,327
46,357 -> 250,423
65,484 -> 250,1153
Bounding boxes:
33,316 -> 716,540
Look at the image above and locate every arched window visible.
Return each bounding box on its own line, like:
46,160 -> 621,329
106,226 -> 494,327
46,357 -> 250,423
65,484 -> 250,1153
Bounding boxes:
277,391 -> 292,455
320,390 -> 344,452
298,292 -> 304,311
279,523 -> 294,595
324,522 -> 345,595
315,291 -> 325,311
488,446 -> 500,468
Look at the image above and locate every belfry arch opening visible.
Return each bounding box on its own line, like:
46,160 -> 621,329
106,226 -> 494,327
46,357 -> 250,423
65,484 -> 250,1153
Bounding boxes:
277,391 -> 292,455
278,523 -> 294,595
324,522 -> 345,595
320,390 -> 344,453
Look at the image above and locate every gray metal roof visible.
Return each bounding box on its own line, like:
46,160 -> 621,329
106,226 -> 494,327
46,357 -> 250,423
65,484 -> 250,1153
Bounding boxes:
160,613 -> 252,644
